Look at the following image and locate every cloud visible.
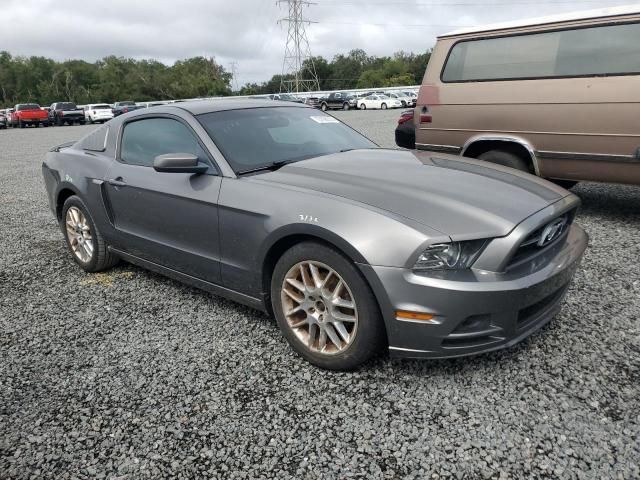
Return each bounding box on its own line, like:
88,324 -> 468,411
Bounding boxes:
0,0 -> 629,84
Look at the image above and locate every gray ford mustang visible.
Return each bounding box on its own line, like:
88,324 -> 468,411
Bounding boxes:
43,100 -> 588,370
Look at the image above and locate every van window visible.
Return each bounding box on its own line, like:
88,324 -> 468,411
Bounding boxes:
442,22 -> 640,82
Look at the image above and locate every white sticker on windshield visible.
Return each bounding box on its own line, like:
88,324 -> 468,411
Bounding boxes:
310,116 -> 339,124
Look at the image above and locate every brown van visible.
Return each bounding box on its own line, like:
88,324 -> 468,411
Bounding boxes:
415,6 -> 640,186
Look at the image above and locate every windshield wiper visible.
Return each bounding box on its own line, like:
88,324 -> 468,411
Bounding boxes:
237,160 -> 291,175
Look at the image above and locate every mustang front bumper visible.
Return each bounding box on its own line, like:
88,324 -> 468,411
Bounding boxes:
359,223 -> 588,359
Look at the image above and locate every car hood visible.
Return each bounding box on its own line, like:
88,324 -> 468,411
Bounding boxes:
254,149 -> 569,240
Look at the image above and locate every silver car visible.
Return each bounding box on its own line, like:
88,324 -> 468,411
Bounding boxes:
42,100 -> 588,370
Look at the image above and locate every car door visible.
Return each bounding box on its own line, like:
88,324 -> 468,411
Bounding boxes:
103,115 -> 223,284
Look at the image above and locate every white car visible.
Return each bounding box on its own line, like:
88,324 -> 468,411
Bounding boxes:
84,104 -> 114,124
357,94 -> 402,110
385,92 -> 413,107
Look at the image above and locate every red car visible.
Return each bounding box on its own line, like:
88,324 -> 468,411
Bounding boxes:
11,103 -> 49,128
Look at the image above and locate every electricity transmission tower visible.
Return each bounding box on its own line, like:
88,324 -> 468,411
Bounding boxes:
277,0 -> 320,93
229,62 -> 239,92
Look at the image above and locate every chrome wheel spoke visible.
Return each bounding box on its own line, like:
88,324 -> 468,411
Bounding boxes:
324,323 -> 342,349
308,323 -> 319,348
285,277 -> 305,294
318,328 -> 327,351
333,321 -> 351,343
332,310 -> 357,323
309,262 -> 323,289
290,317 -> 308,329
283,287 -> 304,303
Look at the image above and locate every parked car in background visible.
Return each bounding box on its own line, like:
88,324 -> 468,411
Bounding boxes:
12,103 -> 49,128
414,5 -> 640,187
137,101 -> 170,108
84,104 -> 114,124
49,102 -> 86,126
267,93 -> 304,103
358,94 -> 402,110
395,109 -> 415,149
0,110 -> 7,129
303,96 -> 320,108
42,99 -> 587,370
112,101 -> 144,117
5,108 -> 15,126
318,92 -> 357,111
385,92 -> 413,107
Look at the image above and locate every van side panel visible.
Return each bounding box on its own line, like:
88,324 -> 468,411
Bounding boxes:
417,17 -> 640,185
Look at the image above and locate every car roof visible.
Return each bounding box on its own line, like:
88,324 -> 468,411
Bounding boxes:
440,4 -> 639,38
171,99 -> 313,115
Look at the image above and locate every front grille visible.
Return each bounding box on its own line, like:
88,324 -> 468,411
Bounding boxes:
508,210 -> 575,268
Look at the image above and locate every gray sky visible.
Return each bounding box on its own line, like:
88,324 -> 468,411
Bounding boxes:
1,0 -> 632,85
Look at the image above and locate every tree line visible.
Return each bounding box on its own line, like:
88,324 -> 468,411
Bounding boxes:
0,48 -> 430,108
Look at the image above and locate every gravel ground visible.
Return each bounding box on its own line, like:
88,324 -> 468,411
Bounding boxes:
1,114 -> 639,479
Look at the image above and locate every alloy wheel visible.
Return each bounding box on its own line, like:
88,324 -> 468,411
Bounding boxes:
65,206 -> 94,263
281,260 -> 358,355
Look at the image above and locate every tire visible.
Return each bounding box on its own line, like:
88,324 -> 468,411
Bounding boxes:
381,103 -> 387,110
342,102 -> 349,110
88,117 -> 94,124
79,120 -> 86,125
477,149 -> 530,172
61,195 -> 119,273
19,120 -> 24,129
271,242 -> 385,370
43,122 -> 49,127
320,103 -> 328,111
360,104 -> 366,110
56,117 -> 62,126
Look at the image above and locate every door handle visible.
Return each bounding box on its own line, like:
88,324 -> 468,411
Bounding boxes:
107,178 -> 127,187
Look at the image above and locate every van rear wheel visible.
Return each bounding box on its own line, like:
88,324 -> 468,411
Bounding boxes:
477,150 -> 530,172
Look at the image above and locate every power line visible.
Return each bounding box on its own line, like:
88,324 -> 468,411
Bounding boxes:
278,0 -> 321,93
319,0 -> 618,4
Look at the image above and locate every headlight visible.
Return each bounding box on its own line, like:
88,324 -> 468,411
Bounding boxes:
413,240 -> 487,271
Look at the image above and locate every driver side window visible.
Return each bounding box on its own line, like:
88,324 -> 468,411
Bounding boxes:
120,117 -> 208,167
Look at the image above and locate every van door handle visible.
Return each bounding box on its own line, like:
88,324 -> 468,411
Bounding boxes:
107,178 -> 127,187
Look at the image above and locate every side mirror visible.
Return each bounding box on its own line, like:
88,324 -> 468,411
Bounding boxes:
153,153 -> 209,174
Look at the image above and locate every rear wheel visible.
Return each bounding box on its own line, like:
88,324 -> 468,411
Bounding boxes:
477,149 -> 530,172
342,102 -> 349,110
271,242 -> 385,370
360,104 -> 366,110
321,103 -> 328,111
61,195 -> 119,272
381,103 -> 387,110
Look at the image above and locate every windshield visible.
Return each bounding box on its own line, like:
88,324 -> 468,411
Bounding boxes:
118,101 -> 136,106
17,104 -> 40,111
198,106 -> 376,173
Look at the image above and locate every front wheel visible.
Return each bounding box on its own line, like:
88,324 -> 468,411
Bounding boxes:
271,242 -> 385,370
381,103 -> 388,110
359,104 -> 366,110
342,103 -> 349,110
61,195 -> 119,272
320,103 -> 328,111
